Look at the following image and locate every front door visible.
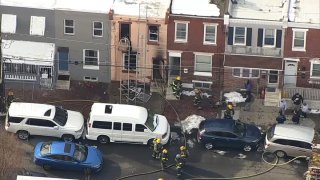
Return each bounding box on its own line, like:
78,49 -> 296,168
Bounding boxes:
284,61 -> 297,86
169,56 -> 181,77
58,47 -> 69,71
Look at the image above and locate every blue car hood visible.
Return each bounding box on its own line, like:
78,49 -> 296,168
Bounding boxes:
83,147 -> 103,167
245,124 -> 262,140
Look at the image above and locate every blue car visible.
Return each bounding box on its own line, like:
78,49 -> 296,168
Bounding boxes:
197,118 -> 262,151
34,141 -> 103,173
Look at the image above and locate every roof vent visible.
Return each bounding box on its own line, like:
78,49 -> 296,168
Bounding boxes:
231,0 -> 238,4
105,105 -> 113,114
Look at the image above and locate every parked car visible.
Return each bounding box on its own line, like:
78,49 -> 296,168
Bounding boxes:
264,124 -> 314,158
197,118 -> 262,151
17,168 -> 47,177
5,102 -> 85,141
86,103 -> 170,145
33,141 -> 103,173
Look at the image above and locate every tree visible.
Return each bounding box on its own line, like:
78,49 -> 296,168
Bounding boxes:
0,130 -> 24,179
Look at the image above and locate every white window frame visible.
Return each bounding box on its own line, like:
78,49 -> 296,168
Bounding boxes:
123,53 -> 138,71
93,21 -> 103,37
263,29 -> 276,47
233,27 -> 246,45
193,52 -> 213,77
174,21 -> 189,43
310,59 -> 320,79
192,80 -> 212,89
268,70 -> 279,84
292,28 -> 308,51
64,19 -> 75,35
30,16 -> 46,36
203,23 -> 217,45
148,25 -> 159,42
84,76 -> 98,82
232,68 -> 260,78
1,14 -> 17,34
83,49 -> 99,70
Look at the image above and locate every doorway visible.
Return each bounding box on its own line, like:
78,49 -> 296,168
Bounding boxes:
284,61 -> 298,86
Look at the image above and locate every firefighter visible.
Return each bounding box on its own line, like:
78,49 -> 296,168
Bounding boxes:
180,146 -> 189,165
224,104 -> 234,119
152,138 -> 162,159
170,76 -> 182,99
160,149 -> 169,169
193,89 -> 203,108
7,89 -> 14,108
175,154 -> 184,177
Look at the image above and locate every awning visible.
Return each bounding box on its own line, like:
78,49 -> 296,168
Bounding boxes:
1,40 -> 55,66
1,14 -> 17,33
224,55 -> 283,70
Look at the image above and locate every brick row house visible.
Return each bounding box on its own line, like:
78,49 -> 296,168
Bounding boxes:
166,0 -> 226,99
282,0 -> 320,100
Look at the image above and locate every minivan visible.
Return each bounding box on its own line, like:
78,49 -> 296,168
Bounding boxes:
5,102 -> 85,141
86,103 -> 170,145
264,124 -> 314,158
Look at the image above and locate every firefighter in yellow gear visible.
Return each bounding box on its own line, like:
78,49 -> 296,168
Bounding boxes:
175,154 -> 184,177
179,146 -> 189,165
152,138 -> 162,159
160,149 -> 169,169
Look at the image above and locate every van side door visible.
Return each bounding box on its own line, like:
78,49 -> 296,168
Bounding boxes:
121,123 -> 134,142
112,122 -> 122,142
288,140 -> 312,157
134,124 -> 149,144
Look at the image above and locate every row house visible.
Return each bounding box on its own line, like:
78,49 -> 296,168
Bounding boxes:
223,0 -> 287,94
109,0 -> 171,94
282,0 -> 320,100
0,0 -> 113,89
166,0 -> 226,98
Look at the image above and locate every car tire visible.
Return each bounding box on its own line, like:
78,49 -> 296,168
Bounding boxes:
204,143 -> 214,150
98,136 -> 110,144
62,134 -> 74,142
17,130 -> 29,140
43,165 -> 51,171
84,168 -> 92,175
275,150 -> 287,158
243,145 -> 252,152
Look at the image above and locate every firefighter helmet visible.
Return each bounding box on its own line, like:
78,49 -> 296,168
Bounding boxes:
227,104 -> 233,110
156,138 -> 161,144
162,149 -> 168,154
176,76 -> 181,81
180,146 -> 186,151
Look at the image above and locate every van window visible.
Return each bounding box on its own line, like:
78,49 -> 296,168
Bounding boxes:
92,121 -> 112,129
8,116 -> 24,123
273,139 -> 289,145
113,122 -> 122,130
135,124 -> 146,132
288,140 -> 312,149
123,123 -> 132,131
145,112 -> 157,131
26,118 -> 56,127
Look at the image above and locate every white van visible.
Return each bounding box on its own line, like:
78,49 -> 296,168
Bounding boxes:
86,103 -> 170,145
5,102 -> 85,141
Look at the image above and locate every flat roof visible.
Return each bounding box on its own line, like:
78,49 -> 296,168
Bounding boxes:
91,103 -> 148,123
229,0 -> 287,21
112,0 -> 171,18
0,0 -> 113,14
2,40 -> 55,66
9,102 -> 55,119
274,124 -> 314,143
289,0 -> 320,24
171,0 -> 220,17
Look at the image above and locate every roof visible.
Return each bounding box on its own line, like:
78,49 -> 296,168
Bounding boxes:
203,118 -> 235,131
111,0 -> 171,18
90,103 -> 148,123
224,55 -> 283,70
274,124 -> 314,143
0,0 -> 114,14
171,0 -> 220,17
289,0 -> 320,24
1,40 -> 55,66
9,102 -> 55,119
229,0 -> 287,21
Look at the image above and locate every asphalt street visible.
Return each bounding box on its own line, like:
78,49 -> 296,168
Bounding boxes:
15,127 -> 308,180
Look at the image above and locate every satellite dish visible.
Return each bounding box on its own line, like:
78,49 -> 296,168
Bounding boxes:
118,37 -> 130,52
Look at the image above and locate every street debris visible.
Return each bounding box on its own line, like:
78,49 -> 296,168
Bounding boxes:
182,90 -> 211,98
180,115 -> 205,134
237,153 -> 247,159
187,139 -> 195,148
214,150 -> 227,155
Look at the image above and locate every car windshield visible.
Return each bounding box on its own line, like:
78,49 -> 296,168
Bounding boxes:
144,111 -> 158,131
234,120 -> 246,136
73,144 -> 88,162
53,106 -> 68,126
267,124 -> 275,141
40,142 -> 52,156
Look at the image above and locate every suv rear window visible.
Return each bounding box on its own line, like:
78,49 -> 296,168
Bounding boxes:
8,116 -> 24,123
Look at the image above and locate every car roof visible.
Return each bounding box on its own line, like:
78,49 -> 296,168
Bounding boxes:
203,118 -> 235,131
9,102 -> 55,119
90,103 -> 148,123
49,141 -> 74,156
273,124 -> 314,143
